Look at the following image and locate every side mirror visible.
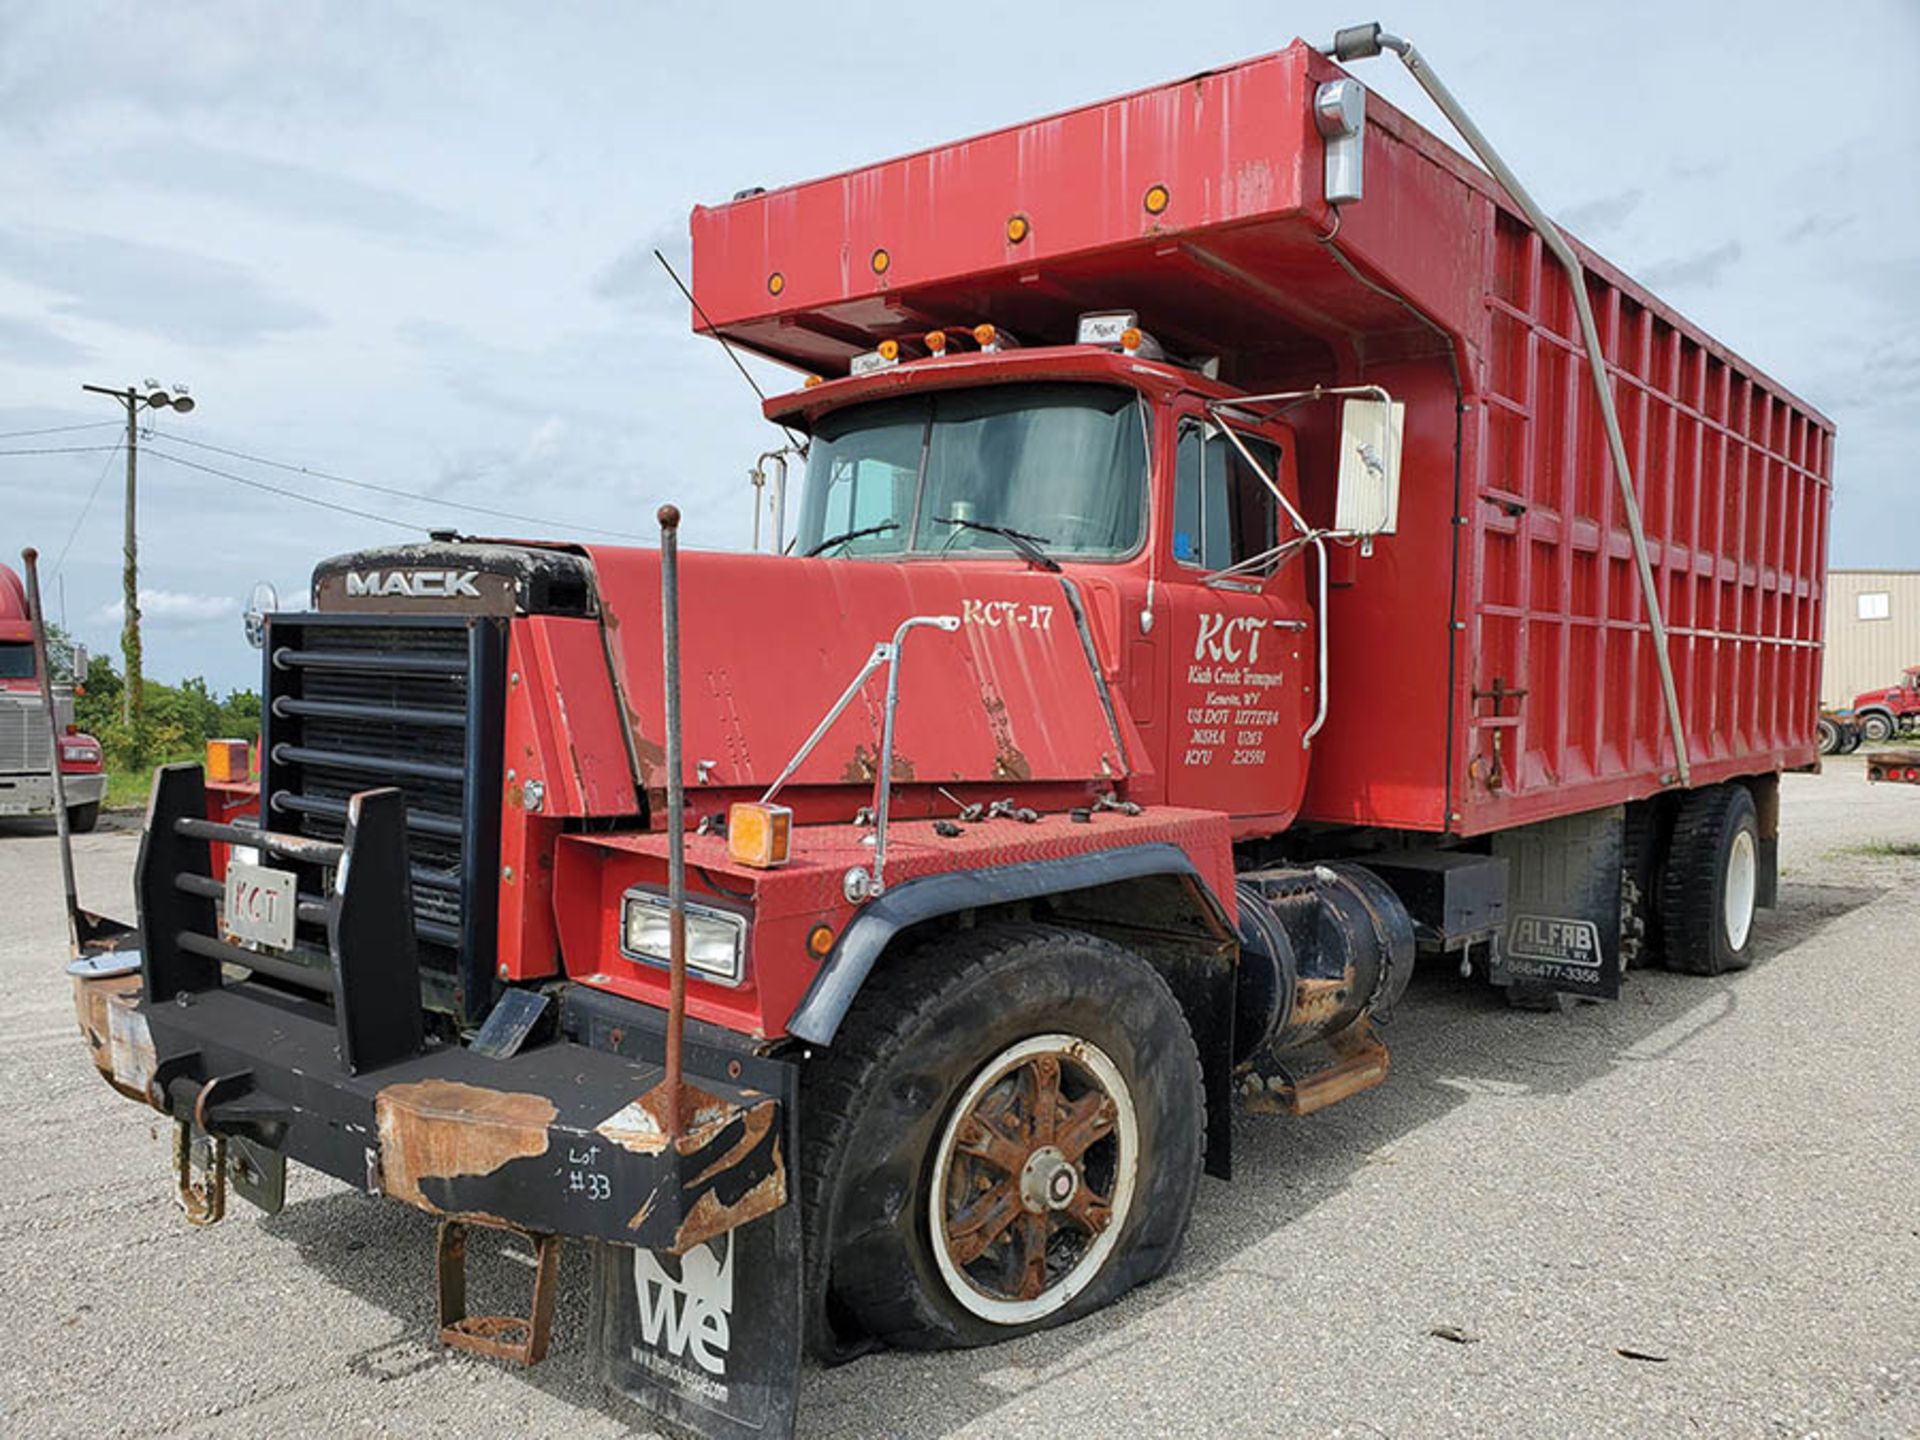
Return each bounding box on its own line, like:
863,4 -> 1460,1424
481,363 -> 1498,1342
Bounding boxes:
1332,397 -> 1405,543
70,643 -> 88,679
244,581 -> 279,651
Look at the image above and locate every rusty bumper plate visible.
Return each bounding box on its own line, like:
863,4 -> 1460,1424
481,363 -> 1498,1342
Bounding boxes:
75,971 -> 790,1254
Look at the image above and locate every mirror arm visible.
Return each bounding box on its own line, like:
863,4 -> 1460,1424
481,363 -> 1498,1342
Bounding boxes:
1204,383 -> 1400,541
1205,411 -> 1311,539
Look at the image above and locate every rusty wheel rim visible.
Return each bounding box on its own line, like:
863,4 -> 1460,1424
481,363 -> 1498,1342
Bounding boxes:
928,1033 -> 1138,1324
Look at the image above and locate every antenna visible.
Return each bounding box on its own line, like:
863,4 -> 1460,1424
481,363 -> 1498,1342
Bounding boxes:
652,250 -> 804,450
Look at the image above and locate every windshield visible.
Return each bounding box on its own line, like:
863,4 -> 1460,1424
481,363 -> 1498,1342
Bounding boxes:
0,642 -> 33,680
796,382 -> 1147,559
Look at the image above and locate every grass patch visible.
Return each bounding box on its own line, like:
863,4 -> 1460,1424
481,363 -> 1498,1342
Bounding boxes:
103,751 -> 204,810
1834,840 -> 1920,860
105,766 -> 158,811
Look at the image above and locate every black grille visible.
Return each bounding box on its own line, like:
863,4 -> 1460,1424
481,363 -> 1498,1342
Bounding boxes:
260,614 -> 506,1025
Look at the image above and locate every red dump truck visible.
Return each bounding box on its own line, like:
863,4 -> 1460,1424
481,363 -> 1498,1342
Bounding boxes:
1,561 -> 105,830
68,26 -> 1830,1438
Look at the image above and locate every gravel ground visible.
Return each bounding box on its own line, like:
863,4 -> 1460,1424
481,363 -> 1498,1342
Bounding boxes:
2,760 -> 1916,1438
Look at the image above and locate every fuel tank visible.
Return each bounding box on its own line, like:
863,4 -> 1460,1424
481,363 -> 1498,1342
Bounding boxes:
1231,863 -> 1414,1062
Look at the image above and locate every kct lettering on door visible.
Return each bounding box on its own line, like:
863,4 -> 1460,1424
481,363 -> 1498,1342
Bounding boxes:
1194,613 -> 1265,664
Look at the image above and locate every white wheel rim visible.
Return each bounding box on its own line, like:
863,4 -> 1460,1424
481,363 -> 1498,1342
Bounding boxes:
1724,828 -> 1757,952
928,1034 -> 1139,1325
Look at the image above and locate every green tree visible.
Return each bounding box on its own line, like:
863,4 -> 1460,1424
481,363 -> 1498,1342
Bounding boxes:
67,655 -> 261,771
39,620 -> 80,684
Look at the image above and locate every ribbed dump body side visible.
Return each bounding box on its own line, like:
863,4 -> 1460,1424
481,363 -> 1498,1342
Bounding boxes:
689,38 -> 1831,836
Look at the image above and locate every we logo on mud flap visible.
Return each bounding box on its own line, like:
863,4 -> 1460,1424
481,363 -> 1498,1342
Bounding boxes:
633,1233 -> 734,1384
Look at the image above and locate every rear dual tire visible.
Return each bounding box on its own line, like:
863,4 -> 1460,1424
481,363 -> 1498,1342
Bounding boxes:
1659,783 -> 1759,975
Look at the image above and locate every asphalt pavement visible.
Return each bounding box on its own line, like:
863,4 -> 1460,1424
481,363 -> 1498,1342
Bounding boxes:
2,759 -> 1915,1438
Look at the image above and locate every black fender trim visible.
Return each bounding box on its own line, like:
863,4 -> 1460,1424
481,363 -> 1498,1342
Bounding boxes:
787,841 -> 1231,1045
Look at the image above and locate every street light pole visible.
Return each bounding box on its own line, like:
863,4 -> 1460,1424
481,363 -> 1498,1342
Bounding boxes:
81,381 -> 196,734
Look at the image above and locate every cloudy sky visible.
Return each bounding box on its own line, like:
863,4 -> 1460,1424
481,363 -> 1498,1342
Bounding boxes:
2,1 -> 1914,694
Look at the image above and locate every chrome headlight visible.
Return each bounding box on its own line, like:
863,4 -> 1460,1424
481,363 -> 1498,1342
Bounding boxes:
620,889 -> 747,986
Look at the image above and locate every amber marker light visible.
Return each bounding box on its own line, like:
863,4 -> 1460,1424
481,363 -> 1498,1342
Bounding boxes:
1143,183 -> 1171,215
206,738 -> 249,784
973,323 -> 997,347
727,801 -> 793,868
924,330 -> 947,355
767,271 -> 785,295
1120,326 -> 1143,352
804,374 -> 824,388
871,247 -> 891,275
877,338 -> 901,361
1006,213 -> 1030,243
807,924 -> 835,959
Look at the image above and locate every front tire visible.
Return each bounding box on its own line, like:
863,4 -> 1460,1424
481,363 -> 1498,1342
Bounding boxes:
1660,784 -> 1760,975
1860,710 -> 1896,744
67,801 -> 99,834
800,923 -> 1204,1355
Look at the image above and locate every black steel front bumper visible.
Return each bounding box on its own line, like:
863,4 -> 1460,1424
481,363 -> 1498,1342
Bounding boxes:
95,762 -> 791,1254
114,980 -> 792,1252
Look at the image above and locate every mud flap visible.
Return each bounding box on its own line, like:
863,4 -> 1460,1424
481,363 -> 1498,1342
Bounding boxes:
591,1197 -> 803,1440
1489,806 -> 1623,1001
591,1052 -> 804,1440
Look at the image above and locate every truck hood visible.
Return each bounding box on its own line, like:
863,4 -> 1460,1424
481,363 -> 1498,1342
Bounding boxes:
585,547 -> 1131,794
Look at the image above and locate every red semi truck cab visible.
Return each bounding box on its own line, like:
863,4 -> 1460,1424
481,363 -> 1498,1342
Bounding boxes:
68,33 -> 1831,1437
1849,666 -> 1920,742
0,562 -> 105,829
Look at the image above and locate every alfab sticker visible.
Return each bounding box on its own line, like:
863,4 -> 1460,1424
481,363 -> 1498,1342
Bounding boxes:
1506,914 -> 1603,969
633,1232 -> 735,1392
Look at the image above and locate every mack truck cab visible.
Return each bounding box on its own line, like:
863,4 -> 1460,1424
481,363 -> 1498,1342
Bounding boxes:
68,32 -> 1827,1438
779,329 -> 1349,828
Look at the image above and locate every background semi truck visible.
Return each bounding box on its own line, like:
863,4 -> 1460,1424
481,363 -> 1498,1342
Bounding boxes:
1847,665 -> 1920,743
0,561 -> 105,831
68,26 -> 1830,1438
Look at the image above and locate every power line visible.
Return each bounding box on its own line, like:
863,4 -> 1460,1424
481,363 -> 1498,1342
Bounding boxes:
52,440 -> 124,578
0,420 -> 119,441
140,448 -> 423,532
0,444 -> 124,456
144,430 -> 655,542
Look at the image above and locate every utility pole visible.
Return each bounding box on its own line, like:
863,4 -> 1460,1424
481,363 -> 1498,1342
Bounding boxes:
81,381 -> 195,732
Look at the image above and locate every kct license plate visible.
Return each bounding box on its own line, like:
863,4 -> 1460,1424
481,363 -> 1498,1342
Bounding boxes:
224,860 -> 297,950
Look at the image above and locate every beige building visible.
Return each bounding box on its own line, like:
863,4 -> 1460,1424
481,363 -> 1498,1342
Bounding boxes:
1822,570 -> 1920,708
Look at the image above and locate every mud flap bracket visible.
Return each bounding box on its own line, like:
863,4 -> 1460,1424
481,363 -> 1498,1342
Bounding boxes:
436,1218 -> 562,1367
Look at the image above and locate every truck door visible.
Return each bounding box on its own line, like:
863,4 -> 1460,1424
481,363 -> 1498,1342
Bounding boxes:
1160,414 -> 1313,822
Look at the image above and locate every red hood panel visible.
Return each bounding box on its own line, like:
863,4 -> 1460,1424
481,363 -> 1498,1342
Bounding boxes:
585,548 -> 1128,792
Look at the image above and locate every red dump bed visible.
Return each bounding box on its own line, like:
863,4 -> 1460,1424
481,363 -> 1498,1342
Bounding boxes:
689,40 -> 1832,837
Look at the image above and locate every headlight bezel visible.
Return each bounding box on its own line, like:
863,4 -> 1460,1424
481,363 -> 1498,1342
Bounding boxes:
618,887 -> 749,987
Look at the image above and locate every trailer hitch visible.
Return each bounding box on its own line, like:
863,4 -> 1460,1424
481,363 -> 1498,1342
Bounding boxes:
170,1120 -> 226,1227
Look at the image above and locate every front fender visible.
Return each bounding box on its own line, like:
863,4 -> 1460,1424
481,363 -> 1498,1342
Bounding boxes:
786,842 -> 1232,1046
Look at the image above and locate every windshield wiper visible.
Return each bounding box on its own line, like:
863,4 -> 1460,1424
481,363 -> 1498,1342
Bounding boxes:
805,520 -> 899,557
933,516 -> 1061,572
